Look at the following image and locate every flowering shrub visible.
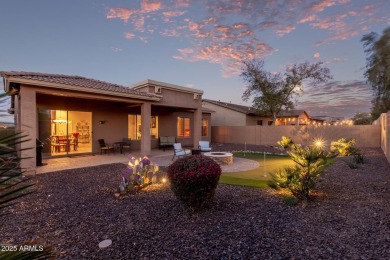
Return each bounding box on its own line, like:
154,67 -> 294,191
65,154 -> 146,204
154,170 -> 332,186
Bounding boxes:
167,155 -> 221,211
118,156 -> 160,195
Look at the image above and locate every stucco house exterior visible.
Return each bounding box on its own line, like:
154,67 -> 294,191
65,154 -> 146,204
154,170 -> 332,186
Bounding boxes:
1,72 -> 211,172
202,99 -> 319,126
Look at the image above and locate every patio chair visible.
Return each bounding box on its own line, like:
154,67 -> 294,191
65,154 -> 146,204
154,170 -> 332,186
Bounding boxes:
121,138 -> 131,153
198,141 -> 212,152
172,143 -> 191,160
98,139 -> 115,154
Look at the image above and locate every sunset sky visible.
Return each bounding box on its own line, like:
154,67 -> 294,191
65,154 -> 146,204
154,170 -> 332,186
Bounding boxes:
1,0 -> 389,119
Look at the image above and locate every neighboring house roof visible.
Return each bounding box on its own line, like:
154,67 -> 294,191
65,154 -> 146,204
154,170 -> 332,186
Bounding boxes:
278,110 -> 308,118
0,71 -> 160,101
203,99 -> 308,118
202,99 -> 258,115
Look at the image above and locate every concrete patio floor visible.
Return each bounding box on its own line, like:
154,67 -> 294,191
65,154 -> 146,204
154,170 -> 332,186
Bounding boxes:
35,149 -> 259,175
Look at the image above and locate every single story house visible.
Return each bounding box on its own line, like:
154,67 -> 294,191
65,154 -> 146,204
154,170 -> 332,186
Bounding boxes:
1,72 -> 212,172
202,99 -> 322,126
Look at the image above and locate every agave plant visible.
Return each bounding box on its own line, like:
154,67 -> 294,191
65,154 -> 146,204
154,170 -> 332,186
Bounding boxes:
0,92 -> 52,259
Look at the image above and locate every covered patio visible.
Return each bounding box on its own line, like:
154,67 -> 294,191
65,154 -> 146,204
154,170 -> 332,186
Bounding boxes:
35,148 -> 259,175
1,72 -> 211,174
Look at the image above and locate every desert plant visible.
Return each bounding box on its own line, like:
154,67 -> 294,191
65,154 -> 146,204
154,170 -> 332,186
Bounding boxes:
331,137 -> 365,168
0,132 -> 52,259
277,136 -> 294,150
167,155 -> 221,212
269,144 -> 336,204
353,152 -> 365,164
330,138 -> 358,156
118,156 -> 160,195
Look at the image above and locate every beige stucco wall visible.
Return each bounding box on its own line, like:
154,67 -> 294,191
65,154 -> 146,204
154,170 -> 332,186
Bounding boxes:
36,94 -> 211,150
212,125 -> 381,148
380,112 -> 390,163
14,81 -> 210,173
19,86 -> 37,171
202,102 -> 246,126
245,115 -> 273,125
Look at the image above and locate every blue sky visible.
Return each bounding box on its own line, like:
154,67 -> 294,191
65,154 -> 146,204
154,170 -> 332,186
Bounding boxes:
1,0 -> 389,119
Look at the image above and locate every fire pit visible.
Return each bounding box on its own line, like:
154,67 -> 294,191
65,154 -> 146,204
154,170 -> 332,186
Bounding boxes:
203,152 -> 233,165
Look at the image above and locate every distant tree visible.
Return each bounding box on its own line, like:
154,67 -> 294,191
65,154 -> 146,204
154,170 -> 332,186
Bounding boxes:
361,27 -> 390,120
352,112 -> 373,125
241,59 -> 332,124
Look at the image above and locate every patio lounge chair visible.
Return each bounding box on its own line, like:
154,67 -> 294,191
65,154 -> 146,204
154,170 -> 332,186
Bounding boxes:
172,143 -> 191,160
98,139 -> 115,154
121,138 -> 131,153
199,141 -> 212,152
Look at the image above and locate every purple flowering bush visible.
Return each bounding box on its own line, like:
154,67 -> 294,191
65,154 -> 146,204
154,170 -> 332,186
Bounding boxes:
167,155 -> 221,211
119,156 -> 160,195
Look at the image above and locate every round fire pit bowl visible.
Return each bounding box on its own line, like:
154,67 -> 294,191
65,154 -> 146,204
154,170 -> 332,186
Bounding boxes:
203,152 -> 233,165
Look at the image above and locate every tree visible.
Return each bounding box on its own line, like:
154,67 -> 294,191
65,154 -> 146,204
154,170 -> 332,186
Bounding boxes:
352,112 -> 373,125
241,59 -> 332,124
361,27 -> 390,120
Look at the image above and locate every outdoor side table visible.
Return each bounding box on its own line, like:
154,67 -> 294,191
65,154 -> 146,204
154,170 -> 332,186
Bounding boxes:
114,142 -> 126,154
192,148 -> 201,155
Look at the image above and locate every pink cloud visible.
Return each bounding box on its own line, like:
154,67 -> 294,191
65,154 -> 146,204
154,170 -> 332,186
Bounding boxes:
259,21 -> 280,28
105,0 -> 389,77
162,11 -> 185,18
308,0 -> 349,12
331,57 -> 344,63
298,15 -> 316,24
276,25 -> 295,36
138,36 -> 148,43
141,0 -> 162,12
315,28 -> 360,45
173,0 -> 191,8
124,32 -> 135,39
106,8 -> 135,22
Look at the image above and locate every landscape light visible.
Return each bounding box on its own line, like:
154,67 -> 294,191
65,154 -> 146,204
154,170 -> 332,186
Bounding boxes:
313,138 -> 325,149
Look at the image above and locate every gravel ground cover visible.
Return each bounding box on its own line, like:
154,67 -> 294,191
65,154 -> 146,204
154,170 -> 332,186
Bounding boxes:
1,146 -> 390,259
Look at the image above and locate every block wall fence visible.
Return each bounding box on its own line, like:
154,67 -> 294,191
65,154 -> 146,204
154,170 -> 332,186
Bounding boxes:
211,112 -> 390,163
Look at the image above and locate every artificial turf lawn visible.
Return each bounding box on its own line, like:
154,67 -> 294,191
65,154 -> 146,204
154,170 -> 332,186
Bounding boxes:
219,152 -> 295,187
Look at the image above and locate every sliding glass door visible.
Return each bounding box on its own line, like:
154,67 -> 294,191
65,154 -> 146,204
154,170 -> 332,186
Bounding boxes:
38,109 -> 92,156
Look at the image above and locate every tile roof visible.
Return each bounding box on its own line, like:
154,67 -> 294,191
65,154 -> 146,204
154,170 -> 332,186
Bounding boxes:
202,99 -> 258,115
203,99 -> 308,117
0,71 -> 159,99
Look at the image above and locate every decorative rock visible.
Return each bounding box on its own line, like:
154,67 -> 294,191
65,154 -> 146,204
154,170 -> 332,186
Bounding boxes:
99,239 -> 112,248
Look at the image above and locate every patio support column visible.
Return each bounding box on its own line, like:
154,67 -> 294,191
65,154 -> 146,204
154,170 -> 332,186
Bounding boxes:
141,102 -> 151,156
19,86 -> 37,174
193,108 -> 201,148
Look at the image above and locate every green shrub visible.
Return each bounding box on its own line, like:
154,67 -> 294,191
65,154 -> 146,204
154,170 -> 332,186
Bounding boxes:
353,152 -> 365,164
331,138 -> 365,167
167,155 -> 221,212
330,138 -> 358,156
277,136 -> 294,150
283,195 -> 299,206
269,144 -> 336,203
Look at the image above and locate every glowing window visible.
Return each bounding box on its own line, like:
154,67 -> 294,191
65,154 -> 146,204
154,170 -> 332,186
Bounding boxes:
177,117 -> 190,137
